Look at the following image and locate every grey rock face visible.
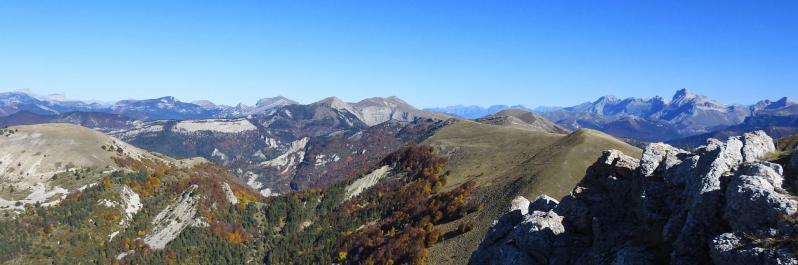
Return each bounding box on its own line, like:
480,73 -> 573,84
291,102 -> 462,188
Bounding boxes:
510,196 -> 532,216
471,131 -> 798,265
471,208 -> 565,265
741,131 -> 776,163
529,195 -> 559,213
725,163 -> 797,232
640,142 -> 688,177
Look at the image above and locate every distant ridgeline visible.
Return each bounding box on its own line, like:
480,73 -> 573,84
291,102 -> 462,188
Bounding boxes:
429,89 -> 798,145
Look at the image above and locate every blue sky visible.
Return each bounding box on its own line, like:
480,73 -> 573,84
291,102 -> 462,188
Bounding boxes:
0,1 -> 796,108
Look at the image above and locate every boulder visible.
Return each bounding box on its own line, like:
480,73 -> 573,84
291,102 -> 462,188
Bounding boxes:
471,202 -> 564,265
640,143 -> 688,177
599,150 -> 640,173
511,196 -> 531,215
725,162 -> 797,232
507,211 -> 565,264
741,130 -> 776,163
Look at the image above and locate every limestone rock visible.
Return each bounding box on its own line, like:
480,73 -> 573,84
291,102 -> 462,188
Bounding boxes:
529,195 -> 559,213
470,201 -> 564,265
725,163 -> 798,232
507,211 -> 565,264
510,196 -> 531,215
741,130 -> 776,163
640,143 -> 688,177
599,150 -> 640,172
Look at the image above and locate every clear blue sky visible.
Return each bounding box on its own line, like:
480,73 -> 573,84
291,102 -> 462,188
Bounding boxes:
1,1 -> 796,108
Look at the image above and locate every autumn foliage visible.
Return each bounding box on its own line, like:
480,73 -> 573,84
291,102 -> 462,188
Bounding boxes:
335,144 -> 481,265
211,222 -> 248,244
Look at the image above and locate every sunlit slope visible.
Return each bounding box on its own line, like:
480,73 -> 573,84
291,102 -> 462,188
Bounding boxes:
423,121 -> 641,265
0,123 -> 199,202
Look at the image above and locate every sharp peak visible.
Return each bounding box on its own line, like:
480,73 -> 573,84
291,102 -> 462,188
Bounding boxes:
593,95 -> 620,103
672,88 -> 697,100
775,96 -> 796,104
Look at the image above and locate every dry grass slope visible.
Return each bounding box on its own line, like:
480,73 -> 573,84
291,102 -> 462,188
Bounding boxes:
423,121 -> 641,265
0,123 -> 202,201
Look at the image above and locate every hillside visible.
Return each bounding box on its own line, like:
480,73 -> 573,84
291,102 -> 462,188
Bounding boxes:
0,124 -> 195,208
0,129 -> 482,264
422,121 -> 641,264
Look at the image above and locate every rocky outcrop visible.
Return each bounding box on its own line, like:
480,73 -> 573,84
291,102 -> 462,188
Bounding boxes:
789,147 -> 798,173
470,130 -> 797,265
471,196 -> 565,265
639,143 -> 688,177
741,131 -> 776,163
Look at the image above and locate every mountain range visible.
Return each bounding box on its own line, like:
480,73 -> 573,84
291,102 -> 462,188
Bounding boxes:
3,88 -> 798,147
430,88 -> 798,143
0,91 -> 454,196
0,91 -> 447,124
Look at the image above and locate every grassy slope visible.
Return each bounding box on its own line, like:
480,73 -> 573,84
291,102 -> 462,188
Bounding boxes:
0,123 -> 197,200
423,121 -> 641,265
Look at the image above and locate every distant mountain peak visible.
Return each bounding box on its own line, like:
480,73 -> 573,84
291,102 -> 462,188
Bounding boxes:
192,100 -> 218,109
314,97 -> 348,108
255,96 -> 297,108
672,88 -> 695,101
775,96 -> 797,106
312,97 -> 361,117
594,95 -> 620,103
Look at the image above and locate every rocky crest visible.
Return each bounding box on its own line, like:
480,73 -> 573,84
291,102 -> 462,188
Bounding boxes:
790,147 -> 798,173
471,130 -> 798,265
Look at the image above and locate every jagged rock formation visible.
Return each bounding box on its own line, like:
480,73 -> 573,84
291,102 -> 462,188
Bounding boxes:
471,130 -> 798,265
